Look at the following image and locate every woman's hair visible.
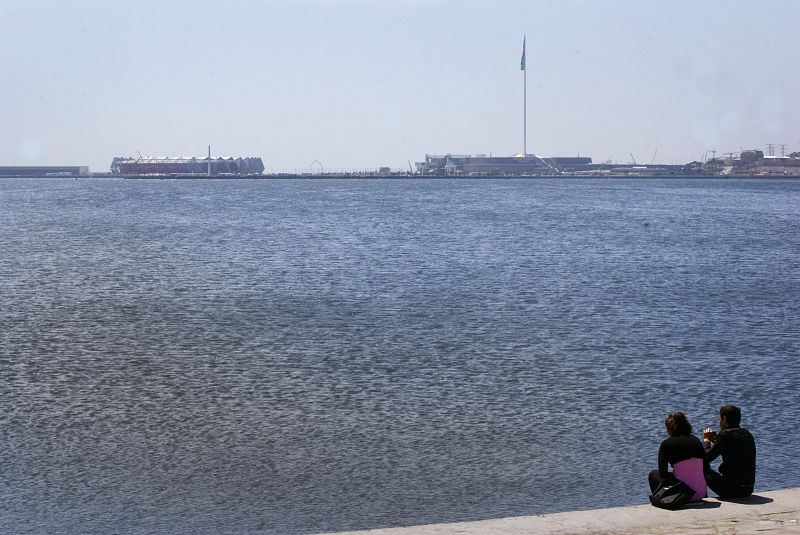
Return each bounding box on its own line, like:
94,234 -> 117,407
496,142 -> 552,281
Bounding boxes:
665,411 -> 693,436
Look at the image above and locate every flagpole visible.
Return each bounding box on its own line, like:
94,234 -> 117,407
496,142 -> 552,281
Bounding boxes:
521,35 -> 527,157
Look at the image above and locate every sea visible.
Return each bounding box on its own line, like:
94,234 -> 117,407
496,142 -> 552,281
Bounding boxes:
1,177 -> 798,535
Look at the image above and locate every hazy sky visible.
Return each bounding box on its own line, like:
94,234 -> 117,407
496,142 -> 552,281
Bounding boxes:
1,0 -> 798,172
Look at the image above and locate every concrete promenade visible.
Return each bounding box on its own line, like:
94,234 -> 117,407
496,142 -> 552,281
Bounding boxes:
317,487 -> 800,535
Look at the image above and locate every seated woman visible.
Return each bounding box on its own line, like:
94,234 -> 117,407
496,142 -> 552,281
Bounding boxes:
648,411 -> 707,502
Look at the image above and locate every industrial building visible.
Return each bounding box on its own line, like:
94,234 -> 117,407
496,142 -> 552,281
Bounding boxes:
0,166 -> 89,177
110,156 -> 265,176
415,154 -> 593,176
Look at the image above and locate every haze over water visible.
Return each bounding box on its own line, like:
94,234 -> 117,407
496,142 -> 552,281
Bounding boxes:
1,178 -> 798,535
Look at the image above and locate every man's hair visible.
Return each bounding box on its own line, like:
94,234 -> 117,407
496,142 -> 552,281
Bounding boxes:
720,405 -> 742,427
665,411 -> 692,436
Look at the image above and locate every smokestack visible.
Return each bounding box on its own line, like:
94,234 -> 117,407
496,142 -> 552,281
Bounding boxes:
208,145 -> 211,176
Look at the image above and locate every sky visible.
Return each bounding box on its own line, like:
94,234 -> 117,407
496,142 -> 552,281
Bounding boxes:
1,0 -> 799,172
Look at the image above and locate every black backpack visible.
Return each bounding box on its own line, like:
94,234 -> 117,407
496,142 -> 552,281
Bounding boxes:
649,480 -> 695,510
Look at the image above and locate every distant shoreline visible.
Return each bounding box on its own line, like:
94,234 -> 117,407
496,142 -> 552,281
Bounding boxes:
3,174 -> 799,180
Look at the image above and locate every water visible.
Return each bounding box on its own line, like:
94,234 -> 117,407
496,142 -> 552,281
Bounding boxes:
1,177 -> 798,534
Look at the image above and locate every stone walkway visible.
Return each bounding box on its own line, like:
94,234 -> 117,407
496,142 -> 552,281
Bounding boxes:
316,487 -> 800,535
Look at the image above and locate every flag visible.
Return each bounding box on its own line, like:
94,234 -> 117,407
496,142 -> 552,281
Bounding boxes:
520,36 -> 526,71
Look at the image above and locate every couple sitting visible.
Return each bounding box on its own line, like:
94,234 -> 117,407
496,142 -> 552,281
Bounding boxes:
648,405 -> 756,502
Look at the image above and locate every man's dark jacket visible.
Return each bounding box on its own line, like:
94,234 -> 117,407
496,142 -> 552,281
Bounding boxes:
704,427 -> 756,488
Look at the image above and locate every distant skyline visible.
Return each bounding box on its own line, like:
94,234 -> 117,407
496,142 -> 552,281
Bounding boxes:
2,0 -> 799,172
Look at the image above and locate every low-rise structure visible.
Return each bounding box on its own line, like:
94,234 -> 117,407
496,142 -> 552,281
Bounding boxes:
416,154 -> 592,176
0,166 -> 89,177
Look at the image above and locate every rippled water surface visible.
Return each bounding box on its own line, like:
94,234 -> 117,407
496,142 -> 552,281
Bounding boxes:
1,178 -> 799,534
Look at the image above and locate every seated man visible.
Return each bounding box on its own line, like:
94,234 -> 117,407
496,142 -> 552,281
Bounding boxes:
703,405 -> 756,499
